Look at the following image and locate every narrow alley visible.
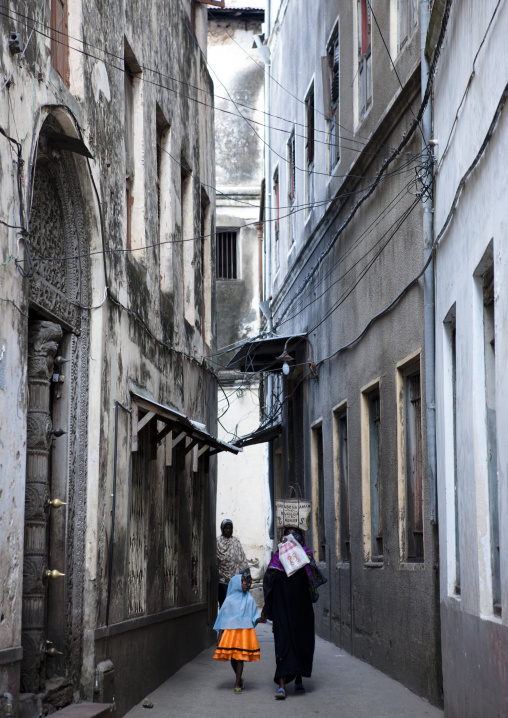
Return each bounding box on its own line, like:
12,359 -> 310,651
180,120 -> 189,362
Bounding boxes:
124,623 -> 443,718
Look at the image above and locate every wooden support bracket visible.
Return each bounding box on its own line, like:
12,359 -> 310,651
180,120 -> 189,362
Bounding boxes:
165,431 -> 173,467
184,437 -> 199,455
172,431 -> 187,450
197,445 -> 210,458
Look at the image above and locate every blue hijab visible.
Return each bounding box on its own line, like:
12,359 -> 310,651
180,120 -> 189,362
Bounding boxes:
213,574 -> 260,631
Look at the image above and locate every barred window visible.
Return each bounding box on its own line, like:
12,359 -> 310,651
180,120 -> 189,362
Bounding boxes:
216,231 -> 238,279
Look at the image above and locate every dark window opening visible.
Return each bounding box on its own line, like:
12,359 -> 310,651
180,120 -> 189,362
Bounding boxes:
482,263 -> 500,615
305,85 -> 315,167
288,130 -> 296,204
315,425 -> 326,562
358,0 -> 372,119
406,371 -> 424,562
338,412 -> 350,562
369,390 -> 382,561
273,168 -> 280,271
328,26 -> 340,169
216,231 -> 237,279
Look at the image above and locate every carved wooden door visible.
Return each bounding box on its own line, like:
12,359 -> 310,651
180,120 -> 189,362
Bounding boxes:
21,320 -> 63,692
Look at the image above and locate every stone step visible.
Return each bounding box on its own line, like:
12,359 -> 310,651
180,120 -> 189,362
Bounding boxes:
48,703 -> 114,718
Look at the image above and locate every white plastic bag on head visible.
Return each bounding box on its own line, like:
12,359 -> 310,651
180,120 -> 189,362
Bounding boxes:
278,534 -> 310,577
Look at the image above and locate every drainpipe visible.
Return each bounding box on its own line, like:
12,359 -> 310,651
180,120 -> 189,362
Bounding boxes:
255,6 -> 274,558
421,0 -> 437,525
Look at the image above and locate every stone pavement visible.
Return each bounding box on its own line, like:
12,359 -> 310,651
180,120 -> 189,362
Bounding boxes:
124,623 -> 443,718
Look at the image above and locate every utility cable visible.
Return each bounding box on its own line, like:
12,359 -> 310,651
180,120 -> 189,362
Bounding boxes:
276,172 -> 421,324
436,0 -> 504,173
316,69 -> 508,368
272,0 -> 453,329
366,0 -> 428,149
1,4 -> 420,167
0,3 -> 381,152
279,185 -> 421,328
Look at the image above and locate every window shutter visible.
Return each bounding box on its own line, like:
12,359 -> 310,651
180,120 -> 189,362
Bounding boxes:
321,56 -> 332,120
331,42 -> 340,106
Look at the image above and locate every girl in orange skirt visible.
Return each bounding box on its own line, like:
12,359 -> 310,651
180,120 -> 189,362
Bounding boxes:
214,570 -> 265,693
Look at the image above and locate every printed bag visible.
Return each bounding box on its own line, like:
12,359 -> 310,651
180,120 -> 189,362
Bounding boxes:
278,534 -> 310,577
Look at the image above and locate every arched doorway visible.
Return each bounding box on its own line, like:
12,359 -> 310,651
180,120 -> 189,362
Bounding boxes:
21,113 -> 91,701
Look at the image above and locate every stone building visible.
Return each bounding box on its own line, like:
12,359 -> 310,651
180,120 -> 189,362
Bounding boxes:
430,0 -> 508,715
0,1 -> 237,716
207,1 -> 272,575
228,0 -> 442,705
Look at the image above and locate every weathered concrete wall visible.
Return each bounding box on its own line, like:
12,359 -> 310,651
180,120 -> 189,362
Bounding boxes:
433,2 -> 508,714
0,1 -> 217,715
264,0 -> 441,706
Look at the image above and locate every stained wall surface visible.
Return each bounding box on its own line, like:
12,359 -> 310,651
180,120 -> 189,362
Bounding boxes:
263,0 -> 441,706
0,1 -> 219,715
432,1 -> 508,715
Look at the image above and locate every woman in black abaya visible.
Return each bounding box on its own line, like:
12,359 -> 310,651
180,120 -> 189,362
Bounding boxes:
261,527 -> 327,700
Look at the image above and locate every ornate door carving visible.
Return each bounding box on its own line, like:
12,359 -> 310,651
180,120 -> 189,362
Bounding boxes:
21,320 -> 63,693
21,116 -> 91,697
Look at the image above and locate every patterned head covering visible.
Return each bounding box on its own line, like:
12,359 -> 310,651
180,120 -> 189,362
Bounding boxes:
217,522 -> 247,582
221,518 -> 233,532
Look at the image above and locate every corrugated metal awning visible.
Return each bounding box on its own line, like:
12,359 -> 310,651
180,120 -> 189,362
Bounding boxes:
232,423 -> 282,448
226,334 -> 307,373
131,392 -> 241,470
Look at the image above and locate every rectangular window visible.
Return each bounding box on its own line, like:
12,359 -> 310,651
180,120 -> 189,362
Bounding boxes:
405,371 -> 424,561
156,107 -> 173,293
357,0 -> 372,120
181,160 -> 195,323
369,390 -> 383,560
482,261 -> 500,614
200,188 -> 211,343
125,65 -> 134,251
398,0 -> 418,52
124,39 -> 144,254
287,129 -> 296,246
305,84 -> 315,212
312,424 -> 326,562
216,231 -> 237,279
51,0 -> 70,86
273,167 -> 280,272
327,24 -> 340,170
444,307 -> 460,594
156,106 -> 170,241
336,409 -> 350,562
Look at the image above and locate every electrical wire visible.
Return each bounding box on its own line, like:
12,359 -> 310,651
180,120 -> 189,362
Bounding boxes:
307,196 -> 421,336
19,155 -> 420,269
1,4 -> 421,167
278,184 -> 422,328
209,6 -> 411,159
4,1 -> 408,155
436,0 -> 503,173
274,164 -> 424,323
315,63 -> 507,368
366,0 -> 428,150
272,0 -> 453,330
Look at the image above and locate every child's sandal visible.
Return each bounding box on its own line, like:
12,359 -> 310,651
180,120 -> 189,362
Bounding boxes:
234,686 -> 243,694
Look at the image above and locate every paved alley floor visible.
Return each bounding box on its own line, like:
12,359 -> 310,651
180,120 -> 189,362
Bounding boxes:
124,623 -> 443,718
